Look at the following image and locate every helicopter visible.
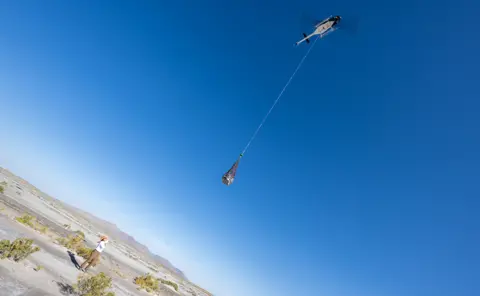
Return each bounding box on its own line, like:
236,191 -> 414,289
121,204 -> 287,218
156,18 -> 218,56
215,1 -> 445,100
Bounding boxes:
295,15 -> 342,46
222,14 -> 359,187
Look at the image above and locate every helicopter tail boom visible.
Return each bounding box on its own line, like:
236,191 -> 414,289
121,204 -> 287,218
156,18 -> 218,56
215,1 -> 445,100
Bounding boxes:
295,32 -> 314,46
303,33 -> 310,44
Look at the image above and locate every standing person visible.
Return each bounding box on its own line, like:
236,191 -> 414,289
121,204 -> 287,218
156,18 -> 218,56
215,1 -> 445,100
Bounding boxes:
79,235 -> 108,272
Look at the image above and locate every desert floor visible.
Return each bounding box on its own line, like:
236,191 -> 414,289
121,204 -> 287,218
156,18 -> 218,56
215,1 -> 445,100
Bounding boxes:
0,171 -> 202,296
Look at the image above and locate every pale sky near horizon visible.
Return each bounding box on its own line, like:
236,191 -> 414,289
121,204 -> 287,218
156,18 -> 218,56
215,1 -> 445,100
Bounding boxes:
1,1 -> 479,296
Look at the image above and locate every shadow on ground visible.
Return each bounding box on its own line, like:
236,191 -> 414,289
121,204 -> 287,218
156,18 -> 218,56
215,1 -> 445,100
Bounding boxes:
56,281 -> 74,295
67,251 -> 81,270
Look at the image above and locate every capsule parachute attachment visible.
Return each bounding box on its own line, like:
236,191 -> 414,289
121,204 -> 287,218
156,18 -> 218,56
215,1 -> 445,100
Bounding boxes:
222,154 -> 242,186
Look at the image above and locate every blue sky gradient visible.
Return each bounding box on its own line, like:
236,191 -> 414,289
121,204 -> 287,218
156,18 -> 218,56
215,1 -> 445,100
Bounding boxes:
1,1 -> 479,296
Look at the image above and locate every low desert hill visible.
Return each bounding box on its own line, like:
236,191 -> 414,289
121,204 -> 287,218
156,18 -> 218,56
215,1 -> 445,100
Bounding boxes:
0,167 -> 188,281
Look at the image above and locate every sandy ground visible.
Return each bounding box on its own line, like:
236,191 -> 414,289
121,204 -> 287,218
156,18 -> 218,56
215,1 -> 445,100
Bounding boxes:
0,212 -> 145,296
0,170 -> 205,296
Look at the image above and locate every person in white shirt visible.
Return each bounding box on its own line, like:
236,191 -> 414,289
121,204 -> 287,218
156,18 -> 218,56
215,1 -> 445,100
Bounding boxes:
80,235 -> 108,272
95,239 -> 107,253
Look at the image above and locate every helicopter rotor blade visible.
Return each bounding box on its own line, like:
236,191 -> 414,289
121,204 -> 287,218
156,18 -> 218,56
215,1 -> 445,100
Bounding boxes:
300,12 -> 325,28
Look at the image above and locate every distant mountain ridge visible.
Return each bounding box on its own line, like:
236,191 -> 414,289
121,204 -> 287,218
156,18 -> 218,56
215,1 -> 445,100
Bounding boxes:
63,203 -> 188,280
0,167 -> 187,281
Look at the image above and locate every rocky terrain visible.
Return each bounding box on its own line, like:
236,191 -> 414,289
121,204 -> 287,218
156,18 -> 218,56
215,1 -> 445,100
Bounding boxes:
0,167 -> 212,296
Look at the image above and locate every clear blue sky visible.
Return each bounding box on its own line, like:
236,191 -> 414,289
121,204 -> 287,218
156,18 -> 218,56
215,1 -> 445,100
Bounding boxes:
1,1 -> 479,296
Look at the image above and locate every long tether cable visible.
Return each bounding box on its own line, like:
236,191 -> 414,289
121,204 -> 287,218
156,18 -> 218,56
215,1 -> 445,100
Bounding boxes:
240,35 -> 320,156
